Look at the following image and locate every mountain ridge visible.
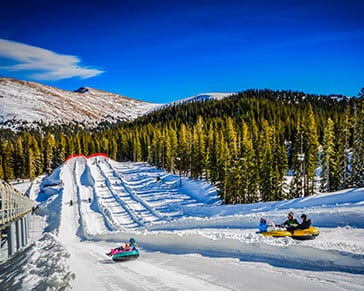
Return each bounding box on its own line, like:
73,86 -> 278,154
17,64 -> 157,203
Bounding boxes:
0,77 -> 235,130
0,77 -> 161,129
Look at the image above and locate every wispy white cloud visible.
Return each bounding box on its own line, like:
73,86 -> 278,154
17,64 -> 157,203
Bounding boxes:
0,39 -> 104,80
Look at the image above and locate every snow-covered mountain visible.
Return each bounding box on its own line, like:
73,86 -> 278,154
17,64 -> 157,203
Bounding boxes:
0,77 -> 236,130
0,77 -> 161,129
170,92 -> 234,105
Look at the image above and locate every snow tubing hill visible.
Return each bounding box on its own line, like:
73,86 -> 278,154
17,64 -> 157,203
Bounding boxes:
112,250 -> 140,262
262,226 -> 320,240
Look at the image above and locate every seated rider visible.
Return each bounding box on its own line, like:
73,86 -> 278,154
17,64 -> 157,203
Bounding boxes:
258,218 -> 269,232
106,239 -> 139,256
106,245 -> 124,256
129,238 -> 138,250
280,212 -> 299,231
124,242 -> 132,251
296,214 -> 311,230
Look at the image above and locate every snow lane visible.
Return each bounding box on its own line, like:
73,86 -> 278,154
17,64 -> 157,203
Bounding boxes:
58,158 -> 81,243
56,238 -> 233,290
88,158 -> 141,230
103,160 -> 166,222
56,240 -> 351,291
98,159 -> 162,226
110,161 -> 206,219
74,157 -> 109,236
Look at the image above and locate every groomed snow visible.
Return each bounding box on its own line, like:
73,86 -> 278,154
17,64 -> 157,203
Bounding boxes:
2,155 -> 364,290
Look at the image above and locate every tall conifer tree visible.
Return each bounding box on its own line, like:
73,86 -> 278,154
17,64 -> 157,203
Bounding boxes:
320,118 -> 337,192
44,133 -> 56,174
351,100 -> 364,187
303,105 -> 319,195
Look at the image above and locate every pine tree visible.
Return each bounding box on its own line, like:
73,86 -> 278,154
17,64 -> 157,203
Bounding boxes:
66,135 -> 75,156
79,133 -> 87,157
0,155 -> 4,179
1,140 -> 15,181
24,133 -> 43,178
33,136 -> 43,177
338,108 -> 352,189
216,132 -> 230,203
177,123 -> 190,176
44,133 -> 56,174
260,124 -> 273,201
54,134 -> 67,167
351,100 -> 364,187
73,133 -> 82,154
99,135 -> 107,155
302,105 -> 319,195
28,148 -> 36,180
320,118 -> 337,192
14,136 -> 26,179
150,127 -> 161,167
190,118 -> 205,179
225,117 -> 238,159
166,128 -> 178,173
290,121 -> 305,198
273,136 -> 289,200
240,123 -> 256,203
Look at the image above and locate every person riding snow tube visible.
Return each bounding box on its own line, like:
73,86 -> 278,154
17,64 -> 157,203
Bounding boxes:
258,218 -> 269,233
107,238 -> 140,261
259,214 -> 319,240
129,238 -> 138,250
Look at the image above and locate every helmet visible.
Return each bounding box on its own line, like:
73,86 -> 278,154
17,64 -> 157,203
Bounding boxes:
288,211 -> 294,217
301,214 -> 307,220
129,238 -> 135,243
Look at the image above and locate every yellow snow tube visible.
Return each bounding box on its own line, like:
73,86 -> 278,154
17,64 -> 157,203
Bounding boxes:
262,226 -> 320,240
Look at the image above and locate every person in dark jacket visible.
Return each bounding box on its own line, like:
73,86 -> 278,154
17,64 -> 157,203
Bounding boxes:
280,212 -> 299,230
297,214 -> 311,230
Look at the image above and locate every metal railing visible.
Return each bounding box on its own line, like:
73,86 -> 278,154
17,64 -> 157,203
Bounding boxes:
0,180 -> 36,229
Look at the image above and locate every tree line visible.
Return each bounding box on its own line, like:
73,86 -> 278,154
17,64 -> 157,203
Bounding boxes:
1,89 -> 363,203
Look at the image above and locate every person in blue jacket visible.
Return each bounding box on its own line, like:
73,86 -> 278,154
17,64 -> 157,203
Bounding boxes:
258,218 -> 269,232
129,238 -> 138,250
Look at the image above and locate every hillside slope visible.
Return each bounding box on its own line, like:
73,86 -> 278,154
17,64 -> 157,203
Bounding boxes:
0,77 -> 161,128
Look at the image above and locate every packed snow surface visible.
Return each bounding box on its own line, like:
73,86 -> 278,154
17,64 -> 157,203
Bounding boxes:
2,155 -> 364,290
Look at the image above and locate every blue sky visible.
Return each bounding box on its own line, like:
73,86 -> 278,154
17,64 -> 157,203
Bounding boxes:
0,0 -> 363,103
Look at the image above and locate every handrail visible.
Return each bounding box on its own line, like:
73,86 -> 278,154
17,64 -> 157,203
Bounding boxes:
0,179 -> 36,229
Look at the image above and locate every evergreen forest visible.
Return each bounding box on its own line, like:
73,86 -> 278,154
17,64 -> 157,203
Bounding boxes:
1,89 -> 363,204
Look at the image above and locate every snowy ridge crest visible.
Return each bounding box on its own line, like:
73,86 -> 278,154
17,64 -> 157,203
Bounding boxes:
0,77 -> 161,129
